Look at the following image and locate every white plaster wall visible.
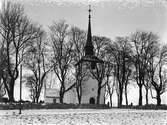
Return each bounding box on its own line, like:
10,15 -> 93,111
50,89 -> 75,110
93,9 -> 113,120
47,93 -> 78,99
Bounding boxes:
44,62 -> 105,104
81,77 -> 105,104
64,88 -> 78,104
45,97 -> 60,103
78,62 -> 105,104
63,76 -> 105,104
45,97 -> 54,103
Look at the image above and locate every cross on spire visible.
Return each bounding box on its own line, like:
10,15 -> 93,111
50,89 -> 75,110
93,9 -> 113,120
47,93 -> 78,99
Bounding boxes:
75,4 -> 103,68
85,5 -> 93,56
88,5 -> 91,19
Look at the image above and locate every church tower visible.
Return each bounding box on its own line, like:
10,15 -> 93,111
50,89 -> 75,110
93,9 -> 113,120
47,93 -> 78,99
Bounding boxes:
76,5 -> 105,104
84,5 -> 94,56
76,5 -> 103,68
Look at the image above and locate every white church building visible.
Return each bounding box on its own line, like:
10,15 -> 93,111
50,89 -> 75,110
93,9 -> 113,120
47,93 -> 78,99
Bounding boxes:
44,77 -> 105,104
44,6 -> 105,105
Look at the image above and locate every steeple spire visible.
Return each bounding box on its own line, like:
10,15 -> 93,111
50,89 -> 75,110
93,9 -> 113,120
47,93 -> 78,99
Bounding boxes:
75,5 -> 103,67
85,5 -> 94,56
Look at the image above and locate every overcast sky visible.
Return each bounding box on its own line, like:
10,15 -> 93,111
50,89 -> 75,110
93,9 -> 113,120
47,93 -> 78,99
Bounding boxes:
17,0 -> 167,43
4,0 -> 167,104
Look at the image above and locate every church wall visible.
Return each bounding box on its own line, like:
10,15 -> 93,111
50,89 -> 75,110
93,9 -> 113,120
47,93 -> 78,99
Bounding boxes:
44,70 -> 106,104
44,82 -> 105,104
44,97 -> 60,103
45,97 -> 53,103
81,77 -> 105,104
63,76 -> 105,104
64,88 -> 78,104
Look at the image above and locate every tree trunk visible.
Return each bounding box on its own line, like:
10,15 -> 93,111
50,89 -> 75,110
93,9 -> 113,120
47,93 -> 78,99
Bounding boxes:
36,93 -> 40,103
145,87 -> 148,105
78,95 -> 81,104
117,91 -> 120,107
8,79 -> 15,102
138,85 -> 143,106
33,97 -> 35,103
59,81 -> 65,103
60,92 -> 64,103
96,82 -> 102,104
77,85 -> 82,104
118,88 -> 123,107
117,79 -> 123,108
156,90 -> 161,106
109,93 -> 112,107
35,83 -> 38,103
8,89 -> 14,102
107,83 -> 113,107
117,82 -> 123,108
76,64 -> 83,105
125,84 -> 128,106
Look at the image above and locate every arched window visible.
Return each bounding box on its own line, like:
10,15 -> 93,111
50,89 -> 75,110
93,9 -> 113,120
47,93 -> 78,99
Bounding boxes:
89,97 -> 95,104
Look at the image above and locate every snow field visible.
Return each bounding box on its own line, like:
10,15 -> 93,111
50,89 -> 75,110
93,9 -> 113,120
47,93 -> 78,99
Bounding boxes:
0,109 -> 166,125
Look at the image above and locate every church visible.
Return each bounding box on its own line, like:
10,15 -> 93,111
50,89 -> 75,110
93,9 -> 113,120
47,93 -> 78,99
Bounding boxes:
44,6 -> 105,105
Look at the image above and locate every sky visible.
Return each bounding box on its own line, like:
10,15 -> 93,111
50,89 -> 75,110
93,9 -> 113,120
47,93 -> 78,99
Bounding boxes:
1,0 -> 167,105
19,0 -> 167,43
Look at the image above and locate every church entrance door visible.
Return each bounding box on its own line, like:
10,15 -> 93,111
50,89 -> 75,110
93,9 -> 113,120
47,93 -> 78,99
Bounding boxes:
89,97 -> 95,104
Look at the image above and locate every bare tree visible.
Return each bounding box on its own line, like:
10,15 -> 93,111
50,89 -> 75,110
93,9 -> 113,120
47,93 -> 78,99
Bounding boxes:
131,31 -> 158,106
70,26 -> 88,104
0,83 -> 5,98
101,45 -> 115,107
50,20 -> 75,103
0,41 -> 7,98
0,1 -> 39,101
143,73 -> 151,105
148,45 -> 167,106
105,62 -> 114,107
90,36 -> 111,104
106,36 -> 132,107
25,75 -> 36,102
24,29 -> 51,103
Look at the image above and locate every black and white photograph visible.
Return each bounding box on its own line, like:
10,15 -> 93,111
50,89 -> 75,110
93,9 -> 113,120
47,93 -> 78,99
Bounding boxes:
0,0 -> 167,124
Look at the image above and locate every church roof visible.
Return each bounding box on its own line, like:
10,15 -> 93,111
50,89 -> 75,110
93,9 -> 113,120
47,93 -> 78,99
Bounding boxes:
84,6 -> 93,55
76,55 -> 103,66
76,5 -> 103,66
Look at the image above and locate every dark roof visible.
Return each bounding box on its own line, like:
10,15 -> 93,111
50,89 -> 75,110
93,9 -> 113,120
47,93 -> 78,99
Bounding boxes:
76,6 -> 104,66
76,55 -> 103,66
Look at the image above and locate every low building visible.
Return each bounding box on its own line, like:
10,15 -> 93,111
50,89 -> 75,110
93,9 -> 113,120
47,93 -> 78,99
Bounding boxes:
44,88 -> 78,104
44,88 -> 60,103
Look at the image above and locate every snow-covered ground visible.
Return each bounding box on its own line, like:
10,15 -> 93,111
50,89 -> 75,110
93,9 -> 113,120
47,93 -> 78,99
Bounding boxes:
0,109 -> 167,125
